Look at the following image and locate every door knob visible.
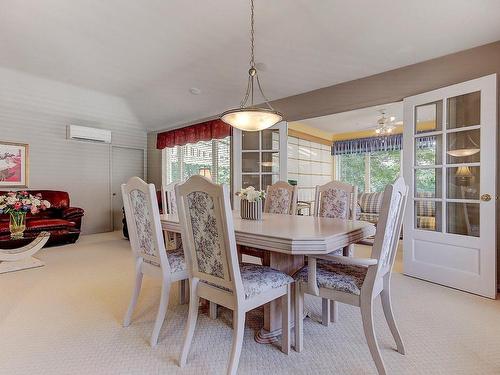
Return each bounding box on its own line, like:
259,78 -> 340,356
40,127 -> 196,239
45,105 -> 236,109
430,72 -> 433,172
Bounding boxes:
112,193 -> 117,197
480,194 -> 491,201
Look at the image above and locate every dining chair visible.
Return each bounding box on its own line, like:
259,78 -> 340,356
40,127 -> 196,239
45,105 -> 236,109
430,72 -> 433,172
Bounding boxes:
313,180 -> 358,326
176,175 -> 293,375
239,180 -> 298,262
264,180 -> 298,215
162,182 -> 189,304
294,177 -> 408,375
121,177 -> 189,347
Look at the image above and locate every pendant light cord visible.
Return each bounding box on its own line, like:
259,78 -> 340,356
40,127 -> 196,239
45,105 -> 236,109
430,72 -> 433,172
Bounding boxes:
250,0 -> 255,68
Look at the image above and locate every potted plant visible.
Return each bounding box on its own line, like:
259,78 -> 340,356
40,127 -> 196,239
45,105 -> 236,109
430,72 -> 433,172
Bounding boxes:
236,186 -> 265,220
0,191 -> 51,239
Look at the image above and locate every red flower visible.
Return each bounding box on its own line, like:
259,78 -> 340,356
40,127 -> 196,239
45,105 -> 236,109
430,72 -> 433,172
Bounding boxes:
14,202 -> 22,210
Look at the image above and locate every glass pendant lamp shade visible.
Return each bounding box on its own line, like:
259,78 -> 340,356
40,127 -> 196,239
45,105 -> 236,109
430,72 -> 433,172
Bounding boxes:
221,107 -> 283,131
220,0 -> 284,131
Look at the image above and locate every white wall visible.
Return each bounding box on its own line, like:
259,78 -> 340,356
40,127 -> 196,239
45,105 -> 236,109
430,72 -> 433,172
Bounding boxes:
0,67 -> 147,234
287,136 -> 334,212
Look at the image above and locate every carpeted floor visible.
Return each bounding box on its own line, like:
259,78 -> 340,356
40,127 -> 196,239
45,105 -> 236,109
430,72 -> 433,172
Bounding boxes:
1,231 -> 500,374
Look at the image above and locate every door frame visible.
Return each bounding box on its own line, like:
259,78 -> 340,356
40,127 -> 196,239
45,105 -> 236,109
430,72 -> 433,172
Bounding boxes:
402,74 -> 497,298
110,145 -> 146,230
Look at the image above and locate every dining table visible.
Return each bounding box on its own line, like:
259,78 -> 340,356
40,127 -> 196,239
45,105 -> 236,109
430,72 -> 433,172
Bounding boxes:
160,211 -> 376,343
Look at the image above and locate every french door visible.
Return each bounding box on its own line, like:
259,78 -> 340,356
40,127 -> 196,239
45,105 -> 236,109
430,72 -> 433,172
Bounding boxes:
232,121 -> 288,203
403,74 -> 497,298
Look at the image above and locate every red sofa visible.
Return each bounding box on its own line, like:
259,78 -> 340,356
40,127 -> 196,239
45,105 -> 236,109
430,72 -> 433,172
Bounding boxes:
0,190 -> 84,247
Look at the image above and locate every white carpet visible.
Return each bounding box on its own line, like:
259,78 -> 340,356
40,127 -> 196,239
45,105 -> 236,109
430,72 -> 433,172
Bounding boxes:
1,231 -> 500,374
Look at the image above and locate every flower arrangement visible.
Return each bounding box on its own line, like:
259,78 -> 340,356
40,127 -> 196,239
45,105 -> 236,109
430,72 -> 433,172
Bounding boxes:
236,186 -> 266,202
0,191 -> 51,215
0,191 -> 51,239
237,186 -> 265,220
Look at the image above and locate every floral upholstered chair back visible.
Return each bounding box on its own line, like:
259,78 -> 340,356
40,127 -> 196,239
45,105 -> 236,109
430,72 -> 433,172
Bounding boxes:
122,177 -> 170,272
314,181 -> 358,220
175,176 -> 243,296
368,177 -> 408,283
264,181 -> 298,215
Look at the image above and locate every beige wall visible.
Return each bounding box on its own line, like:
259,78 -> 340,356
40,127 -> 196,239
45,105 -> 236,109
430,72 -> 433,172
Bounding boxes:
1,67 -> 147,234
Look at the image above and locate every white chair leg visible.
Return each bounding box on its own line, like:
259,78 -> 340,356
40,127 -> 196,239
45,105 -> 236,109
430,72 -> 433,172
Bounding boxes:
360,296 -> 386,375
281,285 -> 291,354
209,302 -> 218,319
321,298 -> 330,326
123,259 -> 143,327
227,309 -> 245,375
179,279 -> 200,367
294,286 -> 304,352
381,287 -> 405,355
151,279 -> 171,347
330,300 -> 339,323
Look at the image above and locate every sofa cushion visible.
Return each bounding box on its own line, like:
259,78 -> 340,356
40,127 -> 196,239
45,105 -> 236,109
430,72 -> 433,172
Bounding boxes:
359,212 -> 379,224
26,219 -> 75,231
358,192 -> 384,214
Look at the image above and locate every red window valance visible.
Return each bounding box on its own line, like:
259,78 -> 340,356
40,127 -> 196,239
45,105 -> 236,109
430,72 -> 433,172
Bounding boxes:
156,119 -> 232,149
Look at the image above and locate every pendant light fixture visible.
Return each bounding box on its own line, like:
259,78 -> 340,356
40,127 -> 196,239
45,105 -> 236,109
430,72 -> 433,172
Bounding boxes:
220,0 -> 283,131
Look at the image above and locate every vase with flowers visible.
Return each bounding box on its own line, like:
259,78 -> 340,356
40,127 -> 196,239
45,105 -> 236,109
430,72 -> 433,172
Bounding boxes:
0,191 -> 51,239
236,186 -> 266,220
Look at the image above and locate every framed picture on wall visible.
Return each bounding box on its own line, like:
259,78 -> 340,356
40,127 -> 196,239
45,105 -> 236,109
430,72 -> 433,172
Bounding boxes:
0,141 -> 29,188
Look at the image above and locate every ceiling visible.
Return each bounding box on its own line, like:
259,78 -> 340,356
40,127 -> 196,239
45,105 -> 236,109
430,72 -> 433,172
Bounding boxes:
1,0 -> 500,130
299,102 -> 403,134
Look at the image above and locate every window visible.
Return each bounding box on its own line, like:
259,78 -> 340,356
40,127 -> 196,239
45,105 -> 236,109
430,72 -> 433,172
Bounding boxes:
336,150 -> 401,193
163,136 -> 231,185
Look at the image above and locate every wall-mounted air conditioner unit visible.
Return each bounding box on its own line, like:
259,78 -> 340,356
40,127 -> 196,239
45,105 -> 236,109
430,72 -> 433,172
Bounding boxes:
67,125 -> 112,144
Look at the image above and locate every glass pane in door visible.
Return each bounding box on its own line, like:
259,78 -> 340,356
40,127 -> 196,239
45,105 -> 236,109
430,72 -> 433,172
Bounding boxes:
262,174 -> 279,191
242,131 -> 260,150
446,166 -> 480,199
447,91 -> 480,129
261,152 -> 279,173
415,135 -> 442,165
415,101 -> 443,133
415,168 -> 442,198
242,152 -> 259,173
446,129 -> 480,164
415,201 -> 441,231
242,174 -> 260,190
261,129 -> 280,150
447,202 -> 479,237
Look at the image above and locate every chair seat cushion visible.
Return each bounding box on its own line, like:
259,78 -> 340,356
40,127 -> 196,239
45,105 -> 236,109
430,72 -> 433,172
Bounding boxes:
294,259 -> 367,296
144,248 -> 186,273
166,248 -> 186,273
359,212 -> 379,224
203,263 -> 293,299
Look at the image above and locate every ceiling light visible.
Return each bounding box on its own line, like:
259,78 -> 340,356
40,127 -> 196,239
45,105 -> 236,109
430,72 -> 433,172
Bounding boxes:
220,0 -> 283,131
447,148 -> 480,157
374,109 -> 396,135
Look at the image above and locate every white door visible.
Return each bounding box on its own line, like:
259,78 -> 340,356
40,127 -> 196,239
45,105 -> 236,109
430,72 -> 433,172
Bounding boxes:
232,121 -> 288,199
112,146 -> 145,230
403,74 -> 497,298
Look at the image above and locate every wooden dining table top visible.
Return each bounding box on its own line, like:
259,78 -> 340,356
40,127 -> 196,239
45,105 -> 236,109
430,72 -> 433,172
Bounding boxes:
160,212 -> 376,256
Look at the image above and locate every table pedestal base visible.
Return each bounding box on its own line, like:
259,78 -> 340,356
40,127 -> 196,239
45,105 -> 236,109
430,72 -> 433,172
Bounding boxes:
0,257 -> 44,274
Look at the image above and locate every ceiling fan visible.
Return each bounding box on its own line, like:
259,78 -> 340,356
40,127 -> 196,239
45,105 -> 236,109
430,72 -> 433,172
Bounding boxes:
374,109 -> 397,134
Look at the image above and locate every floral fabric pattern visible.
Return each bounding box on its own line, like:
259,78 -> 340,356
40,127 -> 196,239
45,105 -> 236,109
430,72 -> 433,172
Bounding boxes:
167,191 -> 178,215
166,248 -> 186,273
203,263 -> 293,299
319,188 -> 349,219
187,191 -> 224,278
130,189 -> 157,260
266,188 -> 291,214
240,263 -> 293,299
294,259 -> 367,295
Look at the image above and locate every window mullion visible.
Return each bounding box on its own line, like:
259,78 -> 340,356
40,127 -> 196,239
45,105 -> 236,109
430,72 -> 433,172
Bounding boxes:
365,153 -> 371,193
